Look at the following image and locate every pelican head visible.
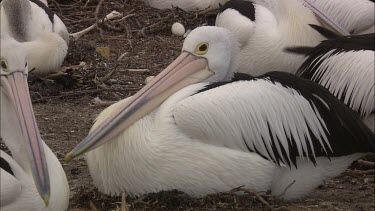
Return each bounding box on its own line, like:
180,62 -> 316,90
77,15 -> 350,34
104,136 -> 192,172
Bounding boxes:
0,36 -> 50,206
67,26 -> 240,160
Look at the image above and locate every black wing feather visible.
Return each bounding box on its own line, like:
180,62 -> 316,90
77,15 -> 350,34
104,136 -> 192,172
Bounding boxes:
219,0 -> 256,21
309,24 -> 340,39
197,71 -> 374,167
263,71 -> 374,157
1,157 -> 14,176
296,33 -> 374,104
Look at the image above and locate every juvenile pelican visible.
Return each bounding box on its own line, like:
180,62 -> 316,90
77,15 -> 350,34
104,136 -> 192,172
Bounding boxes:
67,26 -> 374,200
0,36 -> 69,211
1,0 -> 69,75
286,25 -> 375,132
215,0 -> 325,76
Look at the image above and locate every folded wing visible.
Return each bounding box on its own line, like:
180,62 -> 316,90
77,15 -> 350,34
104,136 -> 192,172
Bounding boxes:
173,72 -> 374,168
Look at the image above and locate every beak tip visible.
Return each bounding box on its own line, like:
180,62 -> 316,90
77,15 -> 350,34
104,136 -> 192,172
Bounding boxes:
65,152 -> 73,162
44,196 -> 49,207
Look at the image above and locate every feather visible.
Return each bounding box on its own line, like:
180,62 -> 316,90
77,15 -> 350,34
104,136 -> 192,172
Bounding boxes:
303,0 -> 350,36
175,72 -> 374,168
297,33 -> 375,116
308,24 -> 340,39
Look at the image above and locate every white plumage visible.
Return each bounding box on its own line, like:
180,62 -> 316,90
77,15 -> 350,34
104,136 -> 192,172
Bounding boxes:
309,50 -> 374,116
0,37 -> 69,211
289,28 -> 375,132
86,73 -> 370,200
1,0 -> 69,75
306,0 -> 374,34
68,26 -> 374,201
215,0 -> 324,76
22,33 -> 68,76
0,148 -> 69,211
174,80 -> 331,162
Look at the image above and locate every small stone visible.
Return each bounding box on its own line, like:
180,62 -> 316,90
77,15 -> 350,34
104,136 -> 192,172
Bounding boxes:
319,202 -> 332,208
145,76 -> 155,84
109,79 -> 118,84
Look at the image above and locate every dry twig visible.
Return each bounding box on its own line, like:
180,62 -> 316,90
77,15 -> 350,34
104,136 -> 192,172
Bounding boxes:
231,186 -> 273,210
32,88 -> 138,103
95,0 -> 106,36
70,11 -> 123,39
357,159 -> 375,168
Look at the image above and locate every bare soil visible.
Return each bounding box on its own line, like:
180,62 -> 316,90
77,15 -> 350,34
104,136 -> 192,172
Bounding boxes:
19,0 -> 375,210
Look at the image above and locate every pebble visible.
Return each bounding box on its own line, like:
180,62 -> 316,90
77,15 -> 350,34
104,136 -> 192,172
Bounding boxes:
145,76 -> 155,84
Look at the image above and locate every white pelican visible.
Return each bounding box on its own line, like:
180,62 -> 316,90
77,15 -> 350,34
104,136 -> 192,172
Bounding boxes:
306,0 -> 374,35
66,26 -> 374,200
143,0 -> 227,11
0,36 -> 69,211
215,0 -> 326,76
1,0 -> 69,75
286,25 -> 375,133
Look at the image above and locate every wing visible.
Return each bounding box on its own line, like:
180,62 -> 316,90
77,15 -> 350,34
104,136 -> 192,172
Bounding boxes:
297,33 -> 375,116
305,0 -> 374,35
303,0 -> 350,35
29,0 -> 54,40
0,0 -> 59,42
53,15 -> 70,44
0,155 -> 21,207
31,0 -> 69,43
173,72 -> 374,168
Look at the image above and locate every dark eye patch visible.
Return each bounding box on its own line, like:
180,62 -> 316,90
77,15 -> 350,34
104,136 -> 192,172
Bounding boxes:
25,62 -> 28,67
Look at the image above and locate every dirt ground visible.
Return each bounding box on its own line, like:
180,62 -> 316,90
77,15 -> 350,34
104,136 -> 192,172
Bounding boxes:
16,0 -> 375,210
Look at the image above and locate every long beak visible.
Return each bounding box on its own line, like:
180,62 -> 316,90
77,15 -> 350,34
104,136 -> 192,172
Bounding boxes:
66,52 -> 212,160
1,71 -> 50,206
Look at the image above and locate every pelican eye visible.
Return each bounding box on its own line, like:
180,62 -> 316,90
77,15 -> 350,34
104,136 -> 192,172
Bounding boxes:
195,42 -> 209,55
1,59 -> 8,70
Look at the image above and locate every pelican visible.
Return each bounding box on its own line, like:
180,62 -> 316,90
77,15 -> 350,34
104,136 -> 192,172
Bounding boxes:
286,25 -> 375,133
1,0 -> 69,75
215,0 -> 327,76
306,0 -> 374,35
66,26 -> 374,200
0,36 -> 69,210
143,0 -> 227,11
